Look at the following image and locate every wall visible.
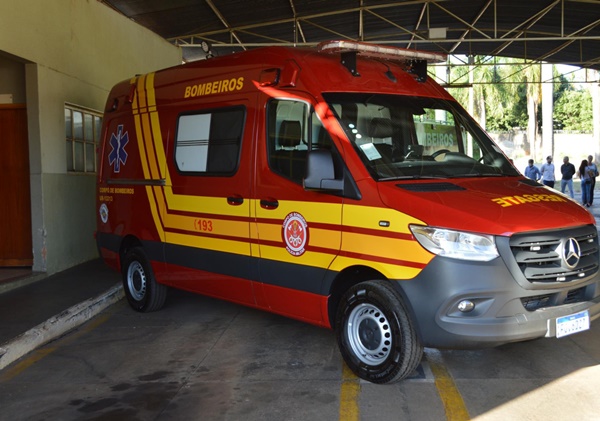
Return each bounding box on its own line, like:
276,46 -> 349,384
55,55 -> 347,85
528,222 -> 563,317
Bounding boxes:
0,53 -> 26,103
0,0 -> 182,273
492,132 -> 598,179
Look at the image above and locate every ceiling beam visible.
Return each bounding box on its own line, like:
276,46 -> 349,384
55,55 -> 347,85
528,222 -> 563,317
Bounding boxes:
205,0 -> 246,50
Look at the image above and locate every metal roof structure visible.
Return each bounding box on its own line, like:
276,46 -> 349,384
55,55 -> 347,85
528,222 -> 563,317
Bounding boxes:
100,0 -> 600,72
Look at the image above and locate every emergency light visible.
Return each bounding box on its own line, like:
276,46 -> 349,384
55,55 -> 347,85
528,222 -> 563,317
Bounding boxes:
317,40 -> 447,81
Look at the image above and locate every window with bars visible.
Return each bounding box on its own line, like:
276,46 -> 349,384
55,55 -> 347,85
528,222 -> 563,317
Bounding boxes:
65,105 -> 102,173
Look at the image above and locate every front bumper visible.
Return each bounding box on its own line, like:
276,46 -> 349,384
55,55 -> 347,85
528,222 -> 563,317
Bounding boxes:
394,226 -> 600,348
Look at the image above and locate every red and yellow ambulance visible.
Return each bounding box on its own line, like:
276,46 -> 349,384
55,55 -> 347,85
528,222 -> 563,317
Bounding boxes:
97,41 -> 600,384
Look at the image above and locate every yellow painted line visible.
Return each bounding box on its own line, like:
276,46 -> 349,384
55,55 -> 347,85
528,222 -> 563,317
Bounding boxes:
339,363 -> 360,421
425,349 -> 471,421
0,313 -> 112,383
0,347 -> 56,382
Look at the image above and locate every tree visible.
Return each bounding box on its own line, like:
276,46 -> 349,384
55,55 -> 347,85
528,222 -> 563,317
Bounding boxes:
554,89 -> 593,133
445,57 -> 593,155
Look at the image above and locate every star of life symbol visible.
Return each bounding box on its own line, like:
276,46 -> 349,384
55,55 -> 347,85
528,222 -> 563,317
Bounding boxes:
108,125 -> 129,173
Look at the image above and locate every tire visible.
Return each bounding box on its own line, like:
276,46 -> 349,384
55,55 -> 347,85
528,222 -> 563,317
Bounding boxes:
121,247 -> 167,312
335,280 -> 423,384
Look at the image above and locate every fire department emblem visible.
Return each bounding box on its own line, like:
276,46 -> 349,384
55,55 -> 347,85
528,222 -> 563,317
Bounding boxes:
99,203 -> 109,224
282,212 -> 309,256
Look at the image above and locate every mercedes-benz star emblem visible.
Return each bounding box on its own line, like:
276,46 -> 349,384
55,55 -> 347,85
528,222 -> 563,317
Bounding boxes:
562,237 -> 581,269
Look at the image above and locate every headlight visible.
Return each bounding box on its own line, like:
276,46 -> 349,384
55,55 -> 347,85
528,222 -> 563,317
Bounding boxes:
409,225 -> 499,261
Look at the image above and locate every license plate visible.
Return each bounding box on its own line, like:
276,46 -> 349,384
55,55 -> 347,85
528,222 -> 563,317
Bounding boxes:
555,310 -> 590,338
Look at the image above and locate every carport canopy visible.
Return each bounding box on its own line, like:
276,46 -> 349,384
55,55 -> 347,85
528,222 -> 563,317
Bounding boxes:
100,0 -> 600,71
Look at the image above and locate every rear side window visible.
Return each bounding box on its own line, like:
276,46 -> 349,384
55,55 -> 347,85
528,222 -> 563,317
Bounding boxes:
175,107 -> 245,174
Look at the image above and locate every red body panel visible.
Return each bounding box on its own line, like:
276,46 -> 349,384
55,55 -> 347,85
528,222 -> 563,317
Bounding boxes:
96,44 -> 599,340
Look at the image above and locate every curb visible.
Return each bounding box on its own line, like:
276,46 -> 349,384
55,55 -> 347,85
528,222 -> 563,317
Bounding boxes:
0,272 -> 47,295
0,283 -> 124,371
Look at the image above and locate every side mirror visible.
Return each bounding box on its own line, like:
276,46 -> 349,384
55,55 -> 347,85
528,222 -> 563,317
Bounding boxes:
304,150 -> 344,193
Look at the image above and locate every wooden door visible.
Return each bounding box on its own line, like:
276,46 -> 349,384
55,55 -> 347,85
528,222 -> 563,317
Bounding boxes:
0,104 -> 32,266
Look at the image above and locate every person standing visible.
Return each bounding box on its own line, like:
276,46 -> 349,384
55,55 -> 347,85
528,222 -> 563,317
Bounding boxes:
524,159 -> 541,181
587,155 -> 598,205
560,156 -> 576,198
577,159 -> 592,207
540,156 -> 555,188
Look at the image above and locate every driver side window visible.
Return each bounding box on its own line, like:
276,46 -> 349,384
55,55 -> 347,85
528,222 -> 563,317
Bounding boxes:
267,99 -> 334,184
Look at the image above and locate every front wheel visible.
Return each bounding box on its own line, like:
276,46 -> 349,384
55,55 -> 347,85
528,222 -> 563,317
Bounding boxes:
121,247 -> 167,312
335,280 -> 423,384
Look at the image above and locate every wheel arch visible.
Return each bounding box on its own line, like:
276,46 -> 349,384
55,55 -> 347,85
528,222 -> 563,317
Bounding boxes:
326,265 -> 423,342
118,235 -> 144,269
326,265 -> 386,327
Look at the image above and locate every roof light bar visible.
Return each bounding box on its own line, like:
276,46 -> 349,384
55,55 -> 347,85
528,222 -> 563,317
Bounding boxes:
317,40 -> 447,64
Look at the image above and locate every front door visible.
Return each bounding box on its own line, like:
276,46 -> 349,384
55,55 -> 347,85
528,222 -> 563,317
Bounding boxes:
254,95 -> 343,323
0,104 -> 32,266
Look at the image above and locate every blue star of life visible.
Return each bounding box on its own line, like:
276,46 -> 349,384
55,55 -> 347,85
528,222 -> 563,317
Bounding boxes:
108,125 -> 129,173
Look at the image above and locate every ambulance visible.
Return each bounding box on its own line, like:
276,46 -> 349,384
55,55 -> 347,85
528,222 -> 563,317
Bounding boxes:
96,41 -> 600,384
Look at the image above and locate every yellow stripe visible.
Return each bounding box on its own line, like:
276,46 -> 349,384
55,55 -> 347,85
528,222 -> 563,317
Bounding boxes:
145,72 -> 157,107
133,114 -> 150,179
256,222 -> 341,249
255,199 -> 343,225
151,104 -> 168,181
165,192 -> 251,218
343,203 -> 425,234
339,363 -> 360,421
141,111 -> 161,180
425,349 -> 471,420
133,74 -> 165,241
164,212 -> 250,238
342,232 -> 432,264
0,347 -> 56,382
330,255 -> 423,279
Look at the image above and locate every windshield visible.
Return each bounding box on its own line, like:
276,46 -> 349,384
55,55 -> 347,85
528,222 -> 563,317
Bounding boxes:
323,93 -> 520,181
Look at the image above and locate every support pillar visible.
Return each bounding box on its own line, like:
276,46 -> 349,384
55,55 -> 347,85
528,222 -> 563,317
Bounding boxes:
541,63 -> 554,161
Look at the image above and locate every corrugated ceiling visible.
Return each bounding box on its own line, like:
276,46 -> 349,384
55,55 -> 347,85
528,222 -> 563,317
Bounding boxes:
100,0 -> 600,70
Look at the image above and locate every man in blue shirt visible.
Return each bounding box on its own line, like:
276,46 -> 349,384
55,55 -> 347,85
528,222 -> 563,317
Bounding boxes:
540,156 -> 555,188
524,159 -> 541,181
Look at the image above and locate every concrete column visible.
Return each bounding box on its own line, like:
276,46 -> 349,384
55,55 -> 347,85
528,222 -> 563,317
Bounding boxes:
541,63 -> 554,160
25,63 -> 46,272
592,70 -> 600,159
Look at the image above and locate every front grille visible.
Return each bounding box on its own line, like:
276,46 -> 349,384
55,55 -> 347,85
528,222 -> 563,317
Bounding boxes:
564,287 -> 586,304
521,294 -> 552,311
520,286 -> 588,311
509,226 -> 599,284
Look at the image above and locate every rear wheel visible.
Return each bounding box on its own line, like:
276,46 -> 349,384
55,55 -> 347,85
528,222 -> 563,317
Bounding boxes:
335,280 -> 423,384
121,247 -> 167,312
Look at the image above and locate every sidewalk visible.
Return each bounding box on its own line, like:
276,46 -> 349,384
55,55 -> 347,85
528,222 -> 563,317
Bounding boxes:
0,259 -> 122,370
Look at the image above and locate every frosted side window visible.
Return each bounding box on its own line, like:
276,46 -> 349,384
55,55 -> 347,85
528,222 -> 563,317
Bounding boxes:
176,114 -> 211,172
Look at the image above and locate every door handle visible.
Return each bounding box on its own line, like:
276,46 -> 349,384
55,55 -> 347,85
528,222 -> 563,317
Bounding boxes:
260,199 -> 279,209
227,196 -> 244,206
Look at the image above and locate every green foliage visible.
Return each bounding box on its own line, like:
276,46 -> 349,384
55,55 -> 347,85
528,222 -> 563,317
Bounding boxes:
554,89 -> 593,132
447,57 -> 592,133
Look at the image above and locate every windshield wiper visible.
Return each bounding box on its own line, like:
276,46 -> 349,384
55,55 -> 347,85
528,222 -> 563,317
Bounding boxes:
379,174 -> 448,181
448,172 -> 517,178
